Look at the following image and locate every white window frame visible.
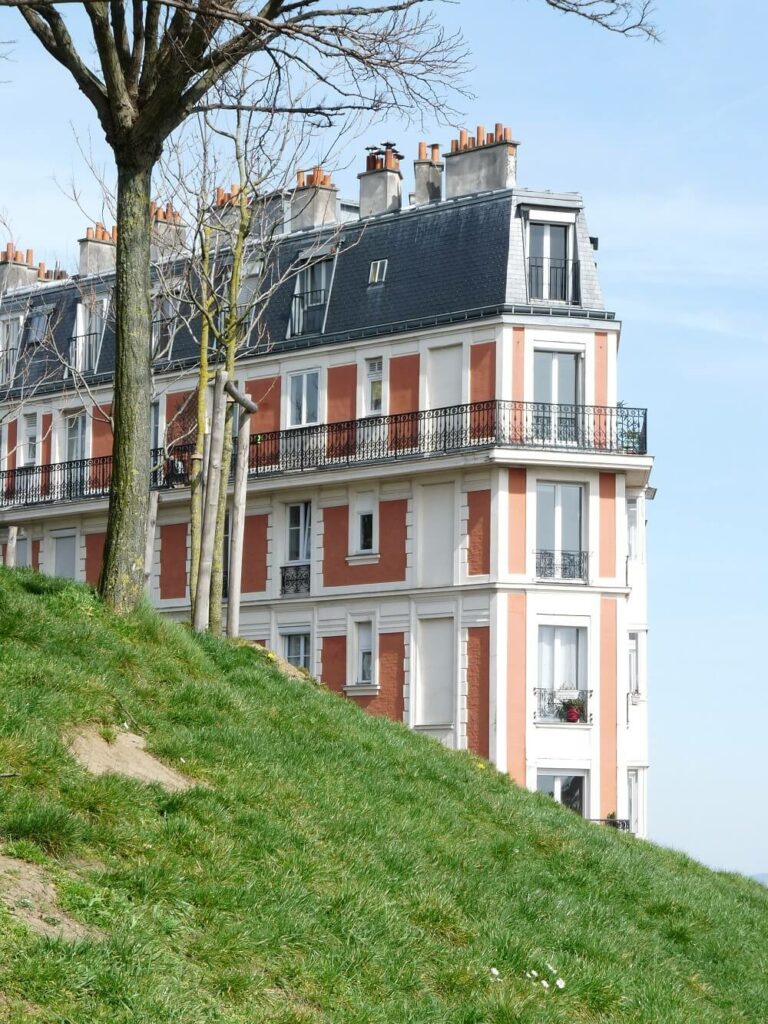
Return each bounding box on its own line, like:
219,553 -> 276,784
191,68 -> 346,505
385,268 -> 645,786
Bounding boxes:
627,497 -> 641,560
536,770 -> 589,817
356,621 -> 374,685
535,481 -> 587,570
73,295 -> 108,373
345,613 -> 379,695
286,501 -> 312,563
283,631 -> 312,672
628,631 -> 639,697
537,624 -> 589,693
526,217 -> 576,302
22,411 -> 39,468
287,369 -> 321,427
0,316 -> 21,384
368,259 -> 388,285
347,490 -> 378,561
26,307 -> 53,346
364,356 -> 384,415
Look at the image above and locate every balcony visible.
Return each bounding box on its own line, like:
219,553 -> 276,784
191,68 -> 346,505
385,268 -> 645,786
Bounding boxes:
533,688 -> 592,723
67,333 -> 101,374
536,549 -> 589,582
290,289 -> 326,336
0,400 -> 647,511
592,818 -> 631,832
280,563 -> 311,596
527,257 -> 580,304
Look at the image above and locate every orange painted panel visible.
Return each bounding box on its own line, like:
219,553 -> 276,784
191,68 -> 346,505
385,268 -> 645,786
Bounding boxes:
31,539 -> 41,571
507,592 -> 527,785
327,363 -> 357,457
165,390 -> 196,446
595,331 -> 608,408
246,375 -> 281,468
352,631 -> 405,722
84,532 -> 106,586
388,353 -> 419,450
470,342 -> 496,437
41,413 -> 52,497
323,500 -> 407,586
512,326 -> 525,402
159,523 -> 188,599
90,403 -> 113,489
467,626 -> 490,758
322,635 -> 347,693
467,489 -> 491,576
599,473 -> 616,578
242,514 -> 268,593
508,468 -> 527,575
600,596 -> 618,817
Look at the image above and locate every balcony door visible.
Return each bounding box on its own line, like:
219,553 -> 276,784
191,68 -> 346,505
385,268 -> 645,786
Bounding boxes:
533,350 -> 582,444
426,345 -> 464,451
536,482 -> 586,580
528,223 -> 575,302
65,412 -> 87,496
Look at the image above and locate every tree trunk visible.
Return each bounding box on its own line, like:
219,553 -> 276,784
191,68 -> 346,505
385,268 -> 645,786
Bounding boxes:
193,370 -> 227,632
99,159 -> 153,613
208,399 -> 233,636
226,410 -> 250,638
143,489 -> 159,591
5,526 -> 18,568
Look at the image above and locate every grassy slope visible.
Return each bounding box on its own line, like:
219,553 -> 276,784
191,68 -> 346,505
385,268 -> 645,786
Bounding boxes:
0,568 -> 766,1024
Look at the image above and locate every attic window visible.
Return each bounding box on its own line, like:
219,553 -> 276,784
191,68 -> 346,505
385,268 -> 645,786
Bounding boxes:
368,259 -> 388,285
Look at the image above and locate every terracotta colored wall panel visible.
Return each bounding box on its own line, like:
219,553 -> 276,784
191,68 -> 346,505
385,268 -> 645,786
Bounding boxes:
323,500 -> 407,586
470,341 -> 496,437
388,353 -> 420,450
467,626 -> 490,758
327,363 -> 357,457
600,596 -> 618,818
90,404 -> 113,489
507,591 -> 527,785
159,523 -> 188,599
512,326 -> 525,403
165,390 -> 196,445
41,413 -> 52,497
322,636 -> 347,693
599,473 -> 617,578
31,539 -> 41,571
246,376 -> 282,468
84,532 -> 106,586
595,331 -> 608,408
242,514 -> 268,593
353,632 -> 405,722
467,489 -> 491,576
508,468 -> 527,574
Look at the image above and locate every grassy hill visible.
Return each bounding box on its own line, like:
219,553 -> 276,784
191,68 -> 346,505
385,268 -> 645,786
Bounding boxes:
1,566 -> 766,1023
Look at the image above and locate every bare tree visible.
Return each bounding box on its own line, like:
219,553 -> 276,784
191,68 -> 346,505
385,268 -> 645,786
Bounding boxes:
0,0 -> 466,614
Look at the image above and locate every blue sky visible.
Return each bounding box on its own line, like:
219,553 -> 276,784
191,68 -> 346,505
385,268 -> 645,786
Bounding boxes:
1,1 -> 767,874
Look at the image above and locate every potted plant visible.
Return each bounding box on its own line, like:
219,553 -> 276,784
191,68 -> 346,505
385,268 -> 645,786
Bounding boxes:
557,696 -> 586,723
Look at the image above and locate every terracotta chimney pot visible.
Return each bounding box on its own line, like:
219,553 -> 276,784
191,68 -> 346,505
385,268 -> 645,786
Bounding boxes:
477,125 -> 486,146
503,126 -> 513,142
459,128 -> 468,150
418,141 -> 427,160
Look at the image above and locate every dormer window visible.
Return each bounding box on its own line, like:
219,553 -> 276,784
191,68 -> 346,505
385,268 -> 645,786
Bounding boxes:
26,308 -> 52,345
290,259 -> 331,337
526,213 -> 579,305
368,259 -> 388,285
72,296 -> 107,373
0,317 -> 20,384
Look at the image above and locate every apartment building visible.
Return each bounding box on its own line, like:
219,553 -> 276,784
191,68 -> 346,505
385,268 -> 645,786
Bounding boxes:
0,125 -> 652,835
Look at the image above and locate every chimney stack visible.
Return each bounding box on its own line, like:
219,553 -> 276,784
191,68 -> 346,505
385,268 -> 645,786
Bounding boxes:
79,221 -> 117,277
358,143 -> 403,218
290,167 -> 338,232
150,202 -> 187,261
443,121 -> 519,199
413,140 -> 444,204
0,243 -> 43,291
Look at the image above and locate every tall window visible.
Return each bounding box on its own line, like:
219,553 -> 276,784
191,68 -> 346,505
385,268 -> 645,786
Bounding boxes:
288,370 -> 320,427
628,632 -> 639,696
0,318 -> 20,384
354,492 -> 376,553
356,622 -> 374,684
284,633 -> 311,671
627,498 -> 640,558
23,414 -> 38,466
537,771 -> 586,816
26,308 -> 52,345
538,625 -> 588,692
76,298 -> 106,372
536,482 -> 586,579
627,769 -> 640,833
287,502 -> 312,562
528,222 -> 577,302
290,260 -> 331,336
533,351 -> 582,442
365,357 -> 383,415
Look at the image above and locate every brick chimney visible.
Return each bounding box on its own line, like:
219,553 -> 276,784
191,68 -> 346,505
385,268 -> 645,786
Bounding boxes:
150,203 -> 187,261
290,167 -> 338,232
0,244 -> 41,292
444,122 -> 519,199
358,143 -> 403,218
79,222 -> 117,277
413,141 -> 443,204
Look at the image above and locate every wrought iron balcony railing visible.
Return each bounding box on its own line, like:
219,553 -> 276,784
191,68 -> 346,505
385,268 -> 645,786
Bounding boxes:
280,563 -> 311,595
536,549 -> 589,582
67,333 -> 101,374
527,257 -> 580,304
592,818 -> 631,832
0,400 -> 647,510
533,688 -> 592,723
290,289 -> 326,336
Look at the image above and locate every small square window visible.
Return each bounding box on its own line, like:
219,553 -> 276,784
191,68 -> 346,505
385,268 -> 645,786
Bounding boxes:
359,512 -> 374,552
284,633 -> 311,670
368,260 -> 388,285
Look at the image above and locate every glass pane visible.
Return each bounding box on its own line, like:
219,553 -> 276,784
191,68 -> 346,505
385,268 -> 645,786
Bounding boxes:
560,484 -> 583,552
305,372 -> 319,423
534,351 -> 552,404
556,627 -> 578,689
288,504 -> 301,561
628,632 -> 639,694
536,483 -> 555,551
627,499 -> 638,557
301,502 -> 312,560
560,775 -> 584,816
538,626 -> 554,690
549,225 -> 567,262
359,512 -> 373,551
360,651 -> 372,681
530,224 -> 545,259
536,773 -> 556,798
555,353 -> 578,406
577,628 -> 587,689
289,375 -> 303,426
369,379 -> 382,413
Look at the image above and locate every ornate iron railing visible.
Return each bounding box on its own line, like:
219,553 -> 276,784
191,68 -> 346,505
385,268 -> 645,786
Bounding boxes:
592,818 -> 631,832
536,549 -> 589,582
280,563 -> 311,595
527,257 -> 580,304
0,400 -> 647,509
533,688 -> 592,723
290,289 -> 326,336
68,332 -> 101,373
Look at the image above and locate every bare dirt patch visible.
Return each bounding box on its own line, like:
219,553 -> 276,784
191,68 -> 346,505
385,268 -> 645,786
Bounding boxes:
0,854 -> 99,941
69,728 -> 197,792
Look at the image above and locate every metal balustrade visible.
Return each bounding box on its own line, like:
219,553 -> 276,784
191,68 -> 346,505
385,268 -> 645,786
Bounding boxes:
0,400 -> 647,510
527,257 -> 581,304
533,688 -> 592,723
290,289 -> 326,336
280,563 -> 311,595
592,818 -> 631,832
536,549 -> 589,582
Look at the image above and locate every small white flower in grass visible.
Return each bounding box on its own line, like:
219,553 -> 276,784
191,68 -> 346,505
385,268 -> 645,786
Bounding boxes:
556,978 -> 566,990
546,962 -> 556,974
530,970 -> 538,978
490,967 -> 500,978
180,757 -> 186,764
541,979 -> 549,990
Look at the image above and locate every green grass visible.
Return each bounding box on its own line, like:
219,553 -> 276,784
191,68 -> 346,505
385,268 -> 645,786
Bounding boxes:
0,566 -> 766,1023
